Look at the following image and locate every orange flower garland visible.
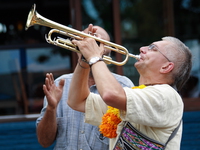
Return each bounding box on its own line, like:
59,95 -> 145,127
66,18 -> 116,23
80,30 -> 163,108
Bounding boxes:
99,106 -> 121,138
99,85 -> 146,138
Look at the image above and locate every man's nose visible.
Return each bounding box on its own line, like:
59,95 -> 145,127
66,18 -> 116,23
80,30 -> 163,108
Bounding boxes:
140,46 -> 148,53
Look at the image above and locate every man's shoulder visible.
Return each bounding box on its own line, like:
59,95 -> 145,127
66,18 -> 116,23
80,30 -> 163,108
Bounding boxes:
112,73 -> 134,87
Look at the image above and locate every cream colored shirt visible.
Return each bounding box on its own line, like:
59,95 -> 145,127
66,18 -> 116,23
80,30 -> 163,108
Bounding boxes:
85,84 -> 183,150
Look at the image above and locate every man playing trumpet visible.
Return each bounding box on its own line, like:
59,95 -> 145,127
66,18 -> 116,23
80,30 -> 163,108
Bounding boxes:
43,24 -> 192,149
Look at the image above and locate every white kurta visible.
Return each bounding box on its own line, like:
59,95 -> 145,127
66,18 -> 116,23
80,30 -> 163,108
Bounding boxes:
85,84 -> 183,150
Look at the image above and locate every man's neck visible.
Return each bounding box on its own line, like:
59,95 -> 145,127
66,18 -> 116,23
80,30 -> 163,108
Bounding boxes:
139,76 -> 166,86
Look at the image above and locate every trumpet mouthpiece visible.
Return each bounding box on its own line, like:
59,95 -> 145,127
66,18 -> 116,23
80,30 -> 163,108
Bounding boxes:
135,55 -> 141,60
129,54 -> 140,60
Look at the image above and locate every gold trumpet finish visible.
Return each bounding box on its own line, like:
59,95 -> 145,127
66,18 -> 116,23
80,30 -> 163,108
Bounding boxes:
26,4 -> 140,66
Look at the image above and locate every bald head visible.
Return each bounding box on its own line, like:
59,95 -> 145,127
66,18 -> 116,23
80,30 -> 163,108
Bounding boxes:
84,26 -> 110,42
83,26 -> 111,56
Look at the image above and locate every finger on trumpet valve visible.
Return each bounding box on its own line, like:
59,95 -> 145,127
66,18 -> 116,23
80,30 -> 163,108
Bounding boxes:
93,33 -> 97,37
88,31 -> 97,37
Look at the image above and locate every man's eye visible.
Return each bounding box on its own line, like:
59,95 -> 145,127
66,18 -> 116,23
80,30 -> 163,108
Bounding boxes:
149,45 -> 154,50
152,45 -> 158,51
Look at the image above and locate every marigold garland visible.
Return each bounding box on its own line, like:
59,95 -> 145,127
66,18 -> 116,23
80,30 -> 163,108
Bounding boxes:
99,85 -> 146,138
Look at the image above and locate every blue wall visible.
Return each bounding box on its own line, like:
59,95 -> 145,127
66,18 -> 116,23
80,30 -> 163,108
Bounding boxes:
0,111 -> 200,149
181,111 -> 200,150
0,121 -> 54,150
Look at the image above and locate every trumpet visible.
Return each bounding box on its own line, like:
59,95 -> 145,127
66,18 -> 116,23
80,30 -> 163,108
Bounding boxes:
25,4 -> 140,66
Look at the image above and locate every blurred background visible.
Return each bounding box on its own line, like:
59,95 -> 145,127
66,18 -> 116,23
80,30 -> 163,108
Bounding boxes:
0,0 -> 199,149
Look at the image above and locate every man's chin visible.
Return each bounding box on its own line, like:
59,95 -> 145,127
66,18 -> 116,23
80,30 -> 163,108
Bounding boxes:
134,61 -> 142,69
134,61 -> 140,67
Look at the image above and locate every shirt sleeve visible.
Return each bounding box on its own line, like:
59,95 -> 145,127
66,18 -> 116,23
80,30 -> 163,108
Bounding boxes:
36,96 -> 48,126
120,85 -> 183,127
85,93 -> 108,126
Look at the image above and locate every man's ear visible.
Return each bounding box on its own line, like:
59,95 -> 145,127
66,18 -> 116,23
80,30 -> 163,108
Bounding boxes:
160,62 -> 174,73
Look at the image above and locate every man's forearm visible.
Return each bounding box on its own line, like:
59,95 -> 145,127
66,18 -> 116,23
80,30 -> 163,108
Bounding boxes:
91,61 -> 127,110
37,106 -> 57,148
68,62 -> 90,112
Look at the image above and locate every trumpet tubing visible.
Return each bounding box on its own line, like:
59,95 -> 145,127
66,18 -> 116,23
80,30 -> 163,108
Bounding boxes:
26,4 -> 140,66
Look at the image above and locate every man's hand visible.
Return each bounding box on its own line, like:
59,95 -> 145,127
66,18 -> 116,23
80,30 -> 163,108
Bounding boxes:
43,73 -> 65,110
